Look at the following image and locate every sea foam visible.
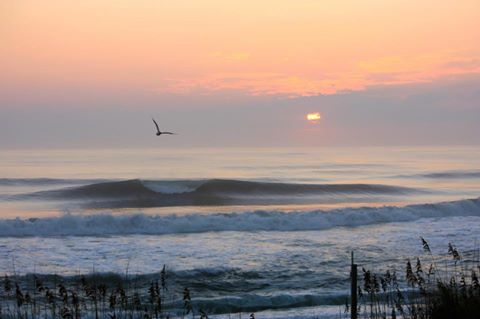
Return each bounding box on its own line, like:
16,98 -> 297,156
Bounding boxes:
0,197 -> 478,237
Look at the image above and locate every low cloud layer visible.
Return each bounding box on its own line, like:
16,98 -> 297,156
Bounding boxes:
1,74 -> 479,148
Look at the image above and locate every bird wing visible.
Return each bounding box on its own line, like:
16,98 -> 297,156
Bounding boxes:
152,118 -> 160,133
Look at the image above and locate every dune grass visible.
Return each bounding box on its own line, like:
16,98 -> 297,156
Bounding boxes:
1,238 -> 479,319
0,265 -> 204,319
343,238 -> 480,319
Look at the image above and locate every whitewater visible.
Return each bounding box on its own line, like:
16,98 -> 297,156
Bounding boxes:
1,197 -> 479,237
1,146 -> 479,318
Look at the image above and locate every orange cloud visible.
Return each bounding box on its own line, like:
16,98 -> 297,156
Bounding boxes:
357,52 -> 480,86
158,51 -> 480,97
159,73 -> 368,97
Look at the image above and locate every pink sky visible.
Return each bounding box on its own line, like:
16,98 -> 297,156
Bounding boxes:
2,0 -> 479,98
0,1 -> 479,148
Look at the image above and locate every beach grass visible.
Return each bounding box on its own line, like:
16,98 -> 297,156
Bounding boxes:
342,238 -> 480,319
1,239 -> 480,319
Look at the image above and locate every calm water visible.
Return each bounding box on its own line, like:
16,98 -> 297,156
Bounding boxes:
1,146 -> 480,318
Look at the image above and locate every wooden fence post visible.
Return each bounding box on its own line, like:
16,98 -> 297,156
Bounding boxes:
351,251 -> 358,319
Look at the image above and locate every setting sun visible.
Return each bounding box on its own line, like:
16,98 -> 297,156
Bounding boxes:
306,112 -> 321,122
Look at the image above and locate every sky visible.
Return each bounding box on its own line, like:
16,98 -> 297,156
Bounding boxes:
1,0 -> 479,148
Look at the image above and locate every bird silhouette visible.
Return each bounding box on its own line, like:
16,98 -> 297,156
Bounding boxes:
152,118 -> 176,136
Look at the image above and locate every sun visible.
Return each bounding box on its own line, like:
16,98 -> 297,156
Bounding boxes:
306,112 -> 321,123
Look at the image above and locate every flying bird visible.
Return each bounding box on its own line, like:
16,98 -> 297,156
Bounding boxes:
152,118 -> 176,136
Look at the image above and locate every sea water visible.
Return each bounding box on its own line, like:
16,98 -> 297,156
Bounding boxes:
0,146 -> 479,318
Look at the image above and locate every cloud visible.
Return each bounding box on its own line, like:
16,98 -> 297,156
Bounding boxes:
158,51 -> 480,98
442,58 -> 480,71
2,73 -> 479,148
357,52 -> 480,86
158,73 -> 367,98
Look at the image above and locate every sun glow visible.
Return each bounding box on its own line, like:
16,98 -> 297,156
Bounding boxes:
306,112 -> 321,122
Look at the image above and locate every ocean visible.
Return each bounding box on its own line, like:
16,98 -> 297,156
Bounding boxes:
1,146 -> 479,318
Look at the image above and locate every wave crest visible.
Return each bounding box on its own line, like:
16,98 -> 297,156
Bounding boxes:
11,179 -> 420,208
0,197 -> 478,237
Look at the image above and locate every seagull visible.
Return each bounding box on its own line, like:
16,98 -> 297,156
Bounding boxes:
152,118 -> 176,136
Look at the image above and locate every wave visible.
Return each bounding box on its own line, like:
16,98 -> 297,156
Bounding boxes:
193,179 -> 411,195
0,197 -> 478,237
16,272 -> 345,316
421,171 -> 480,179
15,270 -> 346,314
18,179 -> 418,197
189,292 -> 346,314
0,178 -> 107,186
11,178 -> 420,208
395,170 -> 480,179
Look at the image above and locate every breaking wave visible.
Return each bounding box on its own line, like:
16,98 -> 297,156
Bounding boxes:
0,197 -> 478,237
15,178 -> 418,197
9,178 -> 421,208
